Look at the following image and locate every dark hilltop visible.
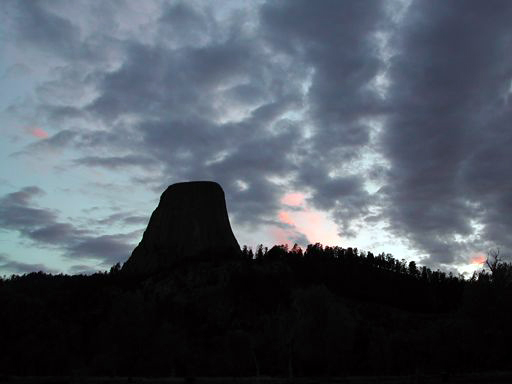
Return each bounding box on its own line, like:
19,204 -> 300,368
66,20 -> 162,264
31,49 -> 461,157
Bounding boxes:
1,182 -> 512,381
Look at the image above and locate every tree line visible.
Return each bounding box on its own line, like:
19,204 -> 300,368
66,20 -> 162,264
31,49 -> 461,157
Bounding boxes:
1,244 -> 511,377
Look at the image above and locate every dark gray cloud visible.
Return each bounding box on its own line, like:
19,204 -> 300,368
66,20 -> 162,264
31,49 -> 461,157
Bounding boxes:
260,0 -> 385,236
12,130 -> 78,156
157,2 -> 212,47
0,187 -> 57,230
88,212 -> 149,227
73,154 -> 159,170
29,223 -> 86,245
382,0 -> 512,265
68,264 -> 101,275
4,0 -> 512,269
2,0 -> 80,58
1,0 -> 124,66
261,0 -> 384,151
123,215 -> 149,226
0,187 -> 88,247
68,2 -> 312,234
0,187 -> 138,269
0,253 -> 58,275
67,233 -> 136,267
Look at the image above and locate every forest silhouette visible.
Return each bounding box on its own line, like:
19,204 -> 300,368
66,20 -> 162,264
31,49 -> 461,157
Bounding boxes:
2,244 -> 512,379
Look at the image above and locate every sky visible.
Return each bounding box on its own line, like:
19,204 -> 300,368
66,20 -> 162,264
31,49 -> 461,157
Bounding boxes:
1,0 -> 511,276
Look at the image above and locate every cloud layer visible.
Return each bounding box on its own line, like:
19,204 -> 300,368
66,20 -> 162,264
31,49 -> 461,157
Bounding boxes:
1,0 -> 512,271
0,186 -> 138,271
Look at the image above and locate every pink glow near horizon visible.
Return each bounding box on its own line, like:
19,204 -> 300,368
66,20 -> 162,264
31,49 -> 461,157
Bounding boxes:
30,127 -> 49,139
471,252 -> 486,265
274,191 -> 342,247
271,227 -> 293,246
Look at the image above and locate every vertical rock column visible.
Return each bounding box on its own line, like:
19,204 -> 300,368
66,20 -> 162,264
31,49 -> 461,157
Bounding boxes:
122,181 -> 240,275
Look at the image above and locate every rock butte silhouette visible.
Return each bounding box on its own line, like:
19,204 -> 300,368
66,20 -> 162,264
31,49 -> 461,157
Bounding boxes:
122,181 -> 240,275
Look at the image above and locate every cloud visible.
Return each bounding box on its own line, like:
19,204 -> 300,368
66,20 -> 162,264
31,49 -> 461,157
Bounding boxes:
260,0 -> 385,238
3,0 -> 512,271
281,193 -> 306,208
67,233 -> 136,266
271,227 -> 309,248
0,187 -> 57,230
1,63 -> 31,79
0,253 -> 58,275
276,189 -> 344,248
68,264 -> 101,275
28,127 -> 49,139
278,211 -> 295,226
73,155 -> 159,170
1,0 -> 395,258
5,1 -> 310,231
0,187 -> 138,268
470,252 -> 486,266
18,130 -> 78,153
2,1 -> 81,59
380,0 -> 512,265
90,212 -> 149,227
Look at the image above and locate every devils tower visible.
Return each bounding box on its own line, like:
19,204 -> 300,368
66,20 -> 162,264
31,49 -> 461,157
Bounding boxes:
122,181 -> 240,275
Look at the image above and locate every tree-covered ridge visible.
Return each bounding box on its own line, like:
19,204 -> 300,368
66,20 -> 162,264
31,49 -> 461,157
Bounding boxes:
241,243 -> 466,313
1,244 -> 511,377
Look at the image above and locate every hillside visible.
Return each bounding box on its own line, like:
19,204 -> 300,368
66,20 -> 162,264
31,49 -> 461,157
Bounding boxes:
2,244 -> 511,377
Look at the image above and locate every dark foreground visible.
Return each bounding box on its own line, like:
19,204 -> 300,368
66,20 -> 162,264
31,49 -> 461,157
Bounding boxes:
2,245 -> 512,377
4,373 -> 512,384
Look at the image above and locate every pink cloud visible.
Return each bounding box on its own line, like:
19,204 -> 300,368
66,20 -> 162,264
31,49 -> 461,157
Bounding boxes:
271,227 -> 293,246
278,210 -> 295,226
275,206 -> 342,247
274,191 -> 342,247
29,127 -> 49,139
470,252 -> 486,265
294,209 -> 340,246
281,192 -> 305,207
